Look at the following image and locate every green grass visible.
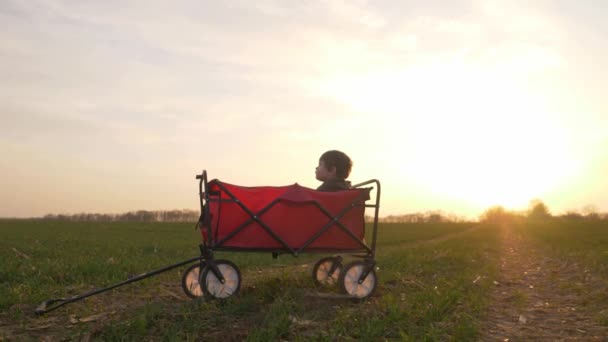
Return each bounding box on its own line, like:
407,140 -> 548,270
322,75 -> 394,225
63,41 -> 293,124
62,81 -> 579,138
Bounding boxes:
374,222 -> 474,247
0,219 -> 499,340
3,218 -> 608,339
514,219 -> 608,276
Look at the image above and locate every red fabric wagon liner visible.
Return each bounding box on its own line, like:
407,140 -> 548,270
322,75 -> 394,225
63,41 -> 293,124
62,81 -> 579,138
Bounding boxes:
203,180 -> 371,252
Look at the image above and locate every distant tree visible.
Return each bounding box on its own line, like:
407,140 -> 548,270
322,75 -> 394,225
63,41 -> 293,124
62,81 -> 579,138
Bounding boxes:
427,213 -> 443,223
98,213 -> 114,221
582,205 -> 598,216
582,205 -> 600,220
446,213 -> 467,223
479,206 -> 513,223
377,211 -> 463,223
528,199 -> 551,219
561,211 -> 584,220
405,213 -> 425,223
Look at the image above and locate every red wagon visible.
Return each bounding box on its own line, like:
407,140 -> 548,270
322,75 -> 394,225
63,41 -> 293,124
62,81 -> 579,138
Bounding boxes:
36,170 -> 380,315
182,170 -> 381,300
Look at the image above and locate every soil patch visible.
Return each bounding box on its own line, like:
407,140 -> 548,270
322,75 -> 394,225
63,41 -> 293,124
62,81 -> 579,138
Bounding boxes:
479,224 -> 607,341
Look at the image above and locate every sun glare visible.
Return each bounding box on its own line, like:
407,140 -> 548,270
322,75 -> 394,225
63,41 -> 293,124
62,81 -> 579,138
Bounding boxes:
318,60 -> 580,210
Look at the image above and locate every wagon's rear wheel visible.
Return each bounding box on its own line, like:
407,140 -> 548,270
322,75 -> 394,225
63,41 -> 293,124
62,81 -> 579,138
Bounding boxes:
312,257 -> 342,286
201,260 -> 241,299
339,261 -> 377,299
181,263 -> 205,298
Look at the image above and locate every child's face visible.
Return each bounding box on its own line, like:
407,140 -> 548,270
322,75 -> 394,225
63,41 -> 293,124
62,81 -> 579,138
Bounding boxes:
315,160 -> 336,181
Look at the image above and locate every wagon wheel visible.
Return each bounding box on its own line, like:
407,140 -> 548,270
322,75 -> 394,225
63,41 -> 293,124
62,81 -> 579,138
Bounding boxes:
312,257 -> 342,286
339,261 -> 377,299
181,263 -> 205,298
201,260 -> 241,299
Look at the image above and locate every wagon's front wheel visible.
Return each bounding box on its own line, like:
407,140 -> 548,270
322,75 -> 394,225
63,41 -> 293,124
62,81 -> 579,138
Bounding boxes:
312,257 -> 342,286
202,260 -> 241,299
339,261 -> 377,299
181,263 -> 206,298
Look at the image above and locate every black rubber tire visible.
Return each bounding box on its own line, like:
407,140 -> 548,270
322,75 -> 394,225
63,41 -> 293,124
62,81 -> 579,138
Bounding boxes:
339,261 -> 377,299
201,260 -> 241,299
312,257 -> 342,287
181,263 -> 205,299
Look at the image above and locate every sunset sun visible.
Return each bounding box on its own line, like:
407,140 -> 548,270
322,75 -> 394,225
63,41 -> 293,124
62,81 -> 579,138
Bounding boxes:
318,59 -> 580,211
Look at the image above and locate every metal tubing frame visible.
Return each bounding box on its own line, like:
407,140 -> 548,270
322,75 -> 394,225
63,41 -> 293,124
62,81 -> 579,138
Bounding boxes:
295,198 -> 371,255
351,179 -> 381,259
195,171 -> 212,246
35,255 -> 203,315
210,182 -> 297,253
196,171 -> 381,258
358,259 -> 377,283
212,197 -> 286,251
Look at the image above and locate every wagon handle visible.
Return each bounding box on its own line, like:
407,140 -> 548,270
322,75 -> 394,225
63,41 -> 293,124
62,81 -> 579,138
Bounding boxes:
35,298 -> 69,315
35,256 -> 203,315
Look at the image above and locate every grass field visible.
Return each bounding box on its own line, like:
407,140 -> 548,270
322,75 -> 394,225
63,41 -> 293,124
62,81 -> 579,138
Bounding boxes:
516,219 -> 608,275
1,219 -> 607,340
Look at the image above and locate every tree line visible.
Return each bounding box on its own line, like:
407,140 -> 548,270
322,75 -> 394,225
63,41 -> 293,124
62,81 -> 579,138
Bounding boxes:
368,211 -> 468,223
479,200 -> 608,223
42,209 -> 462,223
42,209 -> 200,222
37,200 -> 606,224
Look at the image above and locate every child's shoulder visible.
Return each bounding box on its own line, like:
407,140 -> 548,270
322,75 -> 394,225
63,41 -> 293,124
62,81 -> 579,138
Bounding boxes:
316,179 -> 351,192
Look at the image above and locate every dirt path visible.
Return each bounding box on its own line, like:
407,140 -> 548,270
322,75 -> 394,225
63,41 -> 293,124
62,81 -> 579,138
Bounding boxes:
479,224 -> 608,341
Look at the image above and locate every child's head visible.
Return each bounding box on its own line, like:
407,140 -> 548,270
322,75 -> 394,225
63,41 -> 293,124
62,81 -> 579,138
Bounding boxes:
315,150 -> 352,181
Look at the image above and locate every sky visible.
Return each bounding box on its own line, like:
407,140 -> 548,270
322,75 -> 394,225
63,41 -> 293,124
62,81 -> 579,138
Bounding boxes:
1,0 -> 607,219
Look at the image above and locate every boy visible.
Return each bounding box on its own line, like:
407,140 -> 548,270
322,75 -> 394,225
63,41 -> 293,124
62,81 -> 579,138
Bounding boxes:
315,150 -> 352,192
